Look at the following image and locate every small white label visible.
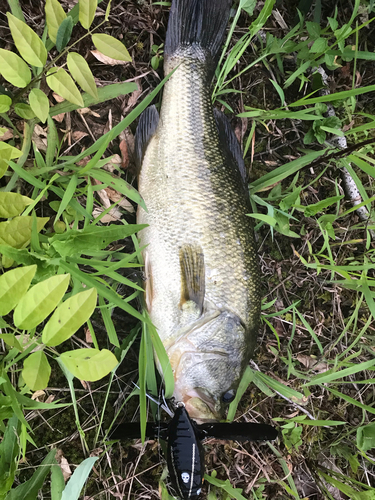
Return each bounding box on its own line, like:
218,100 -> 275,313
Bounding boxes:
181,472 -> 190,483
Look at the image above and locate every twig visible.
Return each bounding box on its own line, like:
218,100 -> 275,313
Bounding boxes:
317,66 -> 375,240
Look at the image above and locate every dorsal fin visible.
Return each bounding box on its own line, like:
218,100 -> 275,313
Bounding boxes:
134,105 -> 159,170
214,108 -> 246,183
179,244 -> 205,314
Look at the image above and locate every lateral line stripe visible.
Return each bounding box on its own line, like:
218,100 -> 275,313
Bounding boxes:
188,443 -> 195,498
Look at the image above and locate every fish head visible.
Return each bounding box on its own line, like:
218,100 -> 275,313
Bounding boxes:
172,310 -> 250,423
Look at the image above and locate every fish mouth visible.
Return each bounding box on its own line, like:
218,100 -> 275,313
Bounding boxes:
184,389 -> 222,423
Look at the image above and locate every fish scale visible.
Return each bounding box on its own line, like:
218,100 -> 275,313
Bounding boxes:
136,0 -> 261,422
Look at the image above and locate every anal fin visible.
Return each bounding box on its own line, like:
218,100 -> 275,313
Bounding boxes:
135,105 -> 159,170
179,244 -> 205,315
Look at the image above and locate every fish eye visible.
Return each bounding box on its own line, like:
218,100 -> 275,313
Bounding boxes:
222,390 -> 235,403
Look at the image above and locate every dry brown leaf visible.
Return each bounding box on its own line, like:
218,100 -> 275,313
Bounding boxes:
90,448 -> 103,457
85,326 -> 93,344
122,85 -> 142,114
15,336 -> 44,351
297,354 -> 329,373
32,124 -> 48,151
60,456 -> 72,481
91,49 -> 130,66
93,180 -> 111,208
106,186 -> 134,212
104,154 -> 122,172
119,138 -> 129,169
55,450 -> 72,481
77,107 -> 100,117
53,112 -> 65,123
94,177 -> 134,213
31,390 -> 46,401
45,395 -> 55,404
92,206 -> 122,222
53,92 -> 65,103
72,130 -> 89,141
80,379 -> 89,390
0,128 -> 13,141
103,108 -> 112,136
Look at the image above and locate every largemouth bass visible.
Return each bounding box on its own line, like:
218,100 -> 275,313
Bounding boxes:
136,0 -> 261,422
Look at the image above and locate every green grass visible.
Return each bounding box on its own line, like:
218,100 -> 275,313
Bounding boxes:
1,0 -> 375,498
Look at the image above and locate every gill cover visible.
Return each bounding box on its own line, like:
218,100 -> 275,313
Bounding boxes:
167,406 -> 205,499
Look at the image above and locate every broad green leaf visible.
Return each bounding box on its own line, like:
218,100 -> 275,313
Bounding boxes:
0,216 -> 48,248
43,288 -> 97,346
14,103 -> 36,120
59,260 -> 146,334
0,334 -> 23,351
92,34 -> 131,62
56,16 -> 74,52
50,224 -> 146,257
22,351 -> 51,390
49,81 -> 137,117
0,414 -> 20,495
204,474 -> 247,500
13,273 -> 70,330
7,12 -> 47,67
29,88 -> 50,123
0,142 -> 22,160
5,448 -> 57,500
0,95 -> 12,113
0,192 -> 32,218
357,423 -> 375,452
61,457 -> 98,500
310,37 -> 328,53
0,151 -> 11,179
0,264 -> 37,316
67,52 -> 98,99
240,0 -> 257,15
247,213 -> 277,226
302,195 -> 344,217
47,68 -> 84,107
51,464 -> 65,500
328,17 -> 338,31
0,48 -> 31,87
79,0 -> 97,29
45,0 -> 67,44
306,21 -> 321,39
59,348 -> 117,381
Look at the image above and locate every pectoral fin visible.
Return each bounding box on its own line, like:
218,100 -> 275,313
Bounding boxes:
135,105 -> 159,170
179,244 -> 205,314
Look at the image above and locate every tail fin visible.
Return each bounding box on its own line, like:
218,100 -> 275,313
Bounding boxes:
165,0 -> 231,69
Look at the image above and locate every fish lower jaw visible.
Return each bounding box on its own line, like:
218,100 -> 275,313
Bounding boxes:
174,389 -> 221,423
